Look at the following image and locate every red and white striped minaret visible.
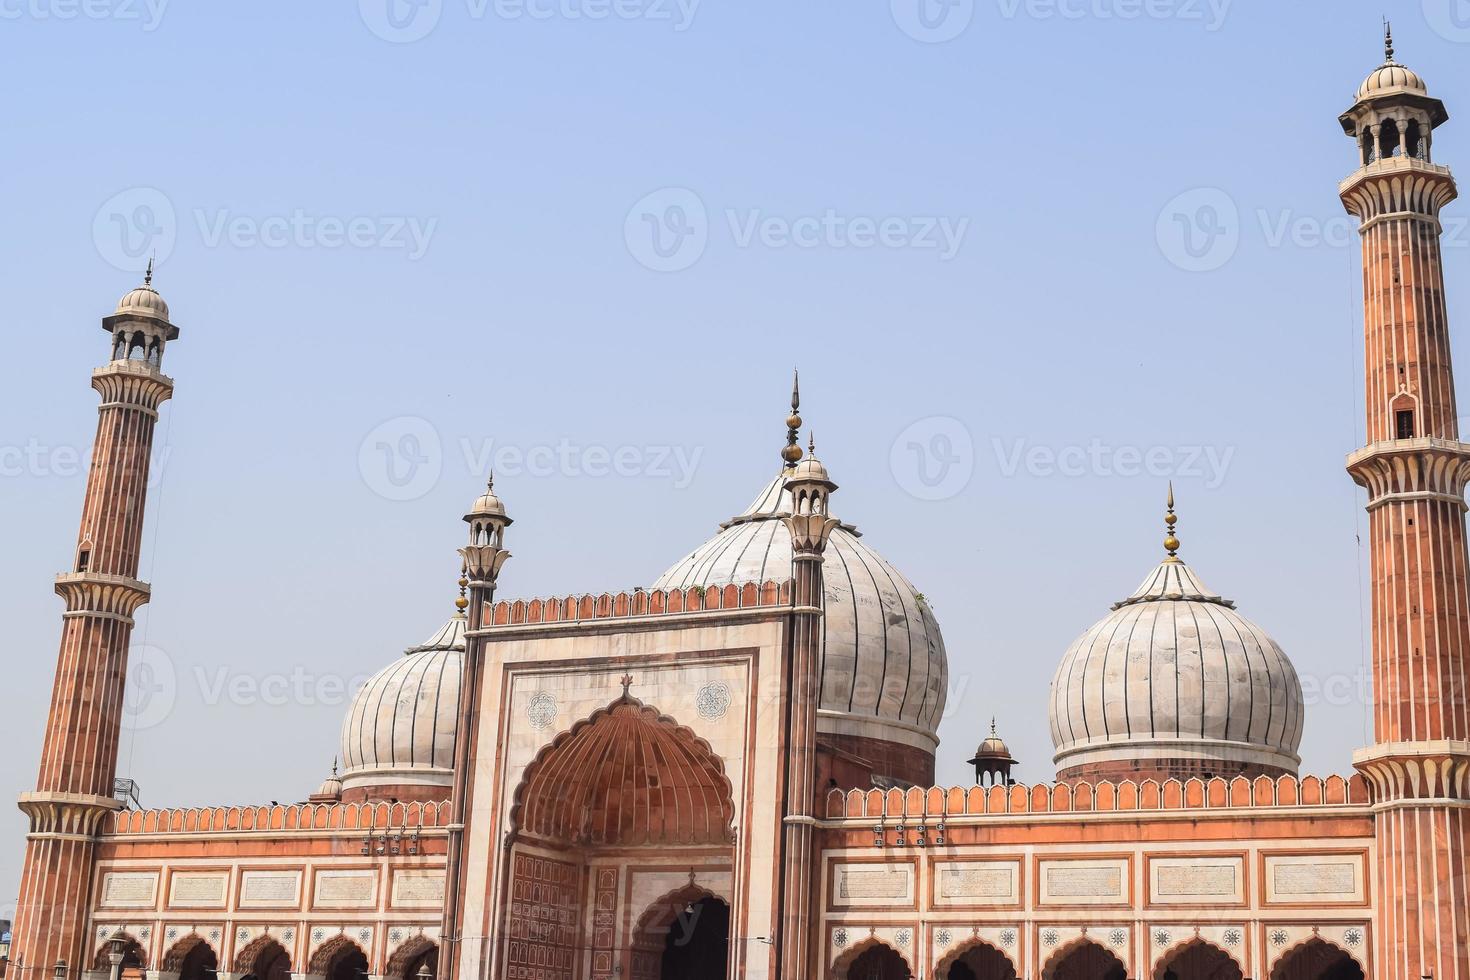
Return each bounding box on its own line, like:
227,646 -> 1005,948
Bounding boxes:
9,268 -> 179,980
1342,26 -> 1470,980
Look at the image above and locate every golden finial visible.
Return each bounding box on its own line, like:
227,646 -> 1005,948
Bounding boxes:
808,432 -> 817,456
1384,18 -> 1395,63
455,561 -> 469,614
1163,482 -> 1181,561
782,369 -> 803,467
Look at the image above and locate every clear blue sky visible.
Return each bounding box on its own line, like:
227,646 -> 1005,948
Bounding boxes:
3,0 -> 1469,911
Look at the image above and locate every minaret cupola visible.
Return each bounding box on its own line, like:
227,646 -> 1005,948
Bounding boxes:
102,260 -> 179,368
1340,23 -> 1448,166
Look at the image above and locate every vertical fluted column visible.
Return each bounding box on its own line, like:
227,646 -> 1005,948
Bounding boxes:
11,287 -> 176,980
1342,67 -> 1470,980
777,448 -> 838,980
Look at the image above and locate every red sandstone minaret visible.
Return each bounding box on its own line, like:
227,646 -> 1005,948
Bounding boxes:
1342,26 -> 1470,980
9,268 -> 179,980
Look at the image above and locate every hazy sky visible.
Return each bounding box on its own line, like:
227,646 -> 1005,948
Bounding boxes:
3,0 -> 1469,912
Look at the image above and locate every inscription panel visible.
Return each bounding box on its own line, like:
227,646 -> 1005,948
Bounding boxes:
100,872 -> 159,909
1149,857 -> 1245,905
391,870 -> 445,908
239,870 -> 302,909
1038,859 -> 1129,906
169,871 -> 229,908
1265,854 -> 1365,905
933,861 -> 1020,907
315,869 -> 377,909
831,864 -> 916,908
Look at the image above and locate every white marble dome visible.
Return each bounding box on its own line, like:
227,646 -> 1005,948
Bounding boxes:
339,615 -> 465,797
654,469 -> 948,754
113,283 -> 171,323
1049,558 -> 1304,777
1358,60 -> 1427,99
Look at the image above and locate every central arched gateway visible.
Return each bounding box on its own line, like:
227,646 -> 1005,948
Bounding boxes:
498,691 -> 738,980
1044,939 -> 1127,980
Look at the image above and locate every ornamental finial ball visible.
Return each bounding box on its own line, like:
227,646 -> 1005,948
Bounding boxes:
782,443 -> 803,464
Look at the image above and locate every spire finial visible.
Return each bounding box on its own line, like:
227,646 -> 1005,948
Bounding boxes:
782,369 -> 804,468
1384,18 -> 1395,63
808,432 -> 816,456
990,717 -> 997,736
620,673 -> 634,698
455,560 -> 469,615
143,256 -> 154,287
331,756 -> 339,777
1163,482 -> 1181,561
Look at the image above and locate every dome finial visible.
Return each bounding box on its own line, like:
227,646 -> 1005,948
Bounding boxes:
455,560 -> 470,616
1384,17 -> 1395,64
808,432 -> 816,456
143,255 -> 154,287
782,369 -> 804,468
1163,482 -> 1181,561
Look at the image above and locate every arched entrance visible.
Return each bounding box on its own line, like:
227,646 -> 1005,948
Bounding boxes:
162,937 -> 219,980
939,941 -> 1016,980
93,935 -> 147,980
310,937 -> 369,980
235,937 -> 292,980
385,937 -> 438,980
838,942 -> 912,980
629,889 -> 730,980
1270,940 -> 1364,980
1045,940 -> 1127,980
1156,941 -> 1242,980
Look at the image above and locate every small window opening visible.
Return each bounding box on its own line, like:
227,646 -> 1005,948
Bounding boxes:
76,549 -> 90,573
1396,410 -> 1416,439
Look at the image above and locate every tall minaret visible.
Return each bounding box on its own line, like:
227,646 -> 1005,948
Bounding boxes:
1341,27 -> 1470,980
778,398 -> 839,980
10,269 -> 179,980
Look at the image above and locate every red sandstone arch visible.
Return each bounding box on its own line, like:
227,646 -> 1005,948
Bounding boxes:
1153,940 -> 1243,980
832,938 -> 911,980
308,936 -> 369,976
510,692 -> 736,846
161,934 -> 218,972
92,933 -> 149,972
628,884 -> 726,980
1269,939 -> 1364,980
233,935 -> 291,976
384,936 -> 439,980
1042,938 -> 1127,980
934,939 -> 1016,980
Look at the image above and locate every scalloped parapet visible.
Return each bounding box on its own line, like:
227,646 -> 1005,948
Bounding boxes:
822,773 -> 1370,820
102,799 -> 452,836
485,579 -> 793,627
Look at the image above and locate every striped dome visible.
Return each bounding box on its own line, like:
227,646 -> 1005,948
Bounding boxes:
1049,559 -> 1304,777
339,615 -> 464,798
1358,61 -> 1427,99
654,470 -> 948,753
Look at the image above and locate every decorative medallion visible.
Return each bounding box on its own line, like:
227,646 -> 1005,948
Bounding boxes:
1042,929 -> 1060,948
238,929 -> 250,943
390,929 -> 404,945
1108,928 -> 1128,948
358,928 -> 372,945
139,928 -> 151,941
936,929 -> 953,949
895,929 -> 911,949
527,692 -> 558,730
1000,929 -> 1017,949
1222,929 -> 1243,948
1271,929 -> 1290,947
1344,928 -> 1364,948
281,929 -> 295,945
166,927 -> 180,943
696,682 -> 732,721
312,928 -> 325,943
209,929 -> 221,942
1154,929 -> 1172,948
833,928 -> 849,950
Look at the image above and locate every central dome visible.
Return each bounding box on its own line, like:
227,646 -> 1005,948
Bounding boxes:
653,468 -> 948,764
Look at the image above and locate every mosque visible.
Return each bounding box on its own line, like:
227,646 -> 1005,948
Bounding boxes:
4,28 -> 1468,980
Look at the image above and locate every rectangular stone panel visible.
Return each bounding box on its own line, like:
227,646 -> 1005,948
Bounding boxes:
933,861 -> 1020,907
169,871 -> 229,908
315,869 -> 378,909
239,870 -> 302,909
832,863 -> 915,908
1149,857 -> 1244,905
100,872 -> 159,909
391,870 -> 446,908
1264,854 -> 1365,904
1038,859 -> 1129,906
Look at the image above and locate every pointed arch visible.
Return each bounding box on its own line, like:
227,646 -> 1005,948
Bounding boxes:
628,884 -> 729,980
1042,937 -> 1127,980
935,938 -> 1017,980
92,933 -> 149,972
509,692 -> 735,847
832,937 -> 912,979
308,936 -> 369,976
384,936 -> 439,980
161,934 -> 218,972
1270,938 -> 1364,980
1153,939 -> 1243,980
233,935 -> 291,977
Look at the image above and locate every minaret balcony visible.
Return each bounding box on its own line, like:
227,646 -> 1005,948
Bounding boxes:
53,571 -> 152,619
1340,154 -> 1454,192
1346,437 -> 1470,505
